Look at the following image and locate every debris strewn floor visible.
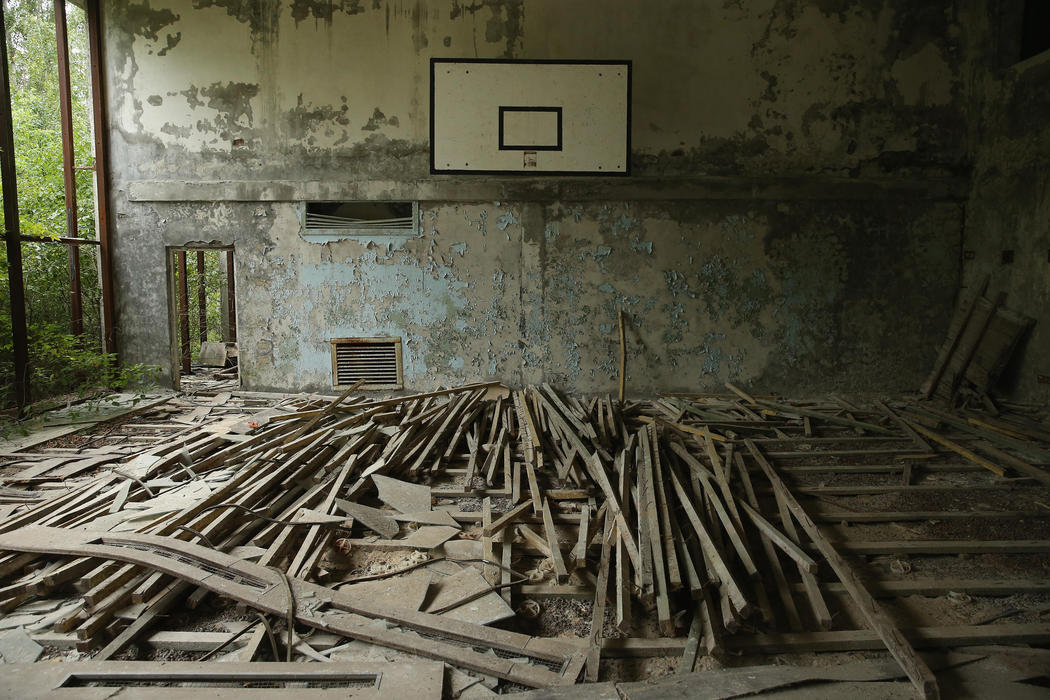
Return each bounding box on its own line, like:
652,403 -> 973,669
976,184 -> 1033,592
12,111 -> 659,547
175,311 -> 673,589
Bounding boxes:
0,382 -> 1048,697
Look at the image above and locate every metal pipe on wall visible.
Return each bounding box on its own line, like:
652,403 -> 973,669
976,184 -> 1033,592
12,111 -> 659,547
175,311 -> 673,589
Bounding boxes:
85,0 -> 116,355
53,0 -> 83,336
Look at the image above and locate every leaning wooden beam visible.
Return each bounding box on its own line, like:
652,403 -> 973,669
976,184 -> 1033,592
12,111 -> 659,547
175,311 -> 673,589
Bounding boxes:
746,440 -> 939,700
906,421 -> 1006,477
269,382 -> 503,421
585,512 -> 613,682
282,379 -> 364,445
754,400 -> 896,436
669,443 -> 758,580
484,499 -> 534,537
541,499 -> 570,584
665,465 -> 751,616
601,623 -> 1050,656
733,452 -> 802,630
737,500 -> 818,574
921,276 -> 989,398
0,526 -> 583,688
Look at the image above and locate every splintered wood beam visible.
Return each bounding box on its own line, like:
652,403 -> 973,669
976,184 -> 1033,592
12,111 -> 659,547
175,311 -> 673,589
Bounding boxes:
737,500 -> 818,574
541,499 -> 569,584
651,432 -> 682,592
283,379 -> 364,445
484,499 -> 534,538
585,511 -> 614,682
904,420 -> 1006,477
614,450 -> 633,631
746,440 -> 939,700
754,400 -> 896,436
666,465 -> 750,616
482,498 -> 496,587
571,504 -> 590,570
640,426 -> 672,634
669,442 -> 758,580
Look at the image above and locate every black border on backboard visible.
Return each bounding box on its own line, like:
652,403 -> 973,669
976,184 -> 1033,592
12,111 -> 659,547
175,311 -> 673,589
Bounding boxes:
430,58 -> 632,176
498,106 -> 563,151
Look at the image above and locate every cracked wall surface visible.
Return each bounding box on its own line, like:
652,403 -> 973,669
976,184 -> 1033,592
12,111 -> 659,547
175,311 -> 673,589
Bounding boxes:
958,2 -> 1050,403
103,0 -> 972,395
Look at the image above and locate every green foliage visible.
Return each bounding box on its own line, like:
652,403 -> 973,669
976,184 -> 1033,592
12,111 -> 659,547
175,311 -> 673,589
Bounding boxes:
175,250 -> 232,362
1,2 -> 152,412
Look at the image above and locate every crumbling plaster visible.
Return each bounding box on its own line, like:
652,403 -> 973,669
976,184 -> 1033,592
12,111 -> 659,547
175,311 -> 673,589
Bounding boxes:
960,25 -> 1050,403
103,0 -> 971,394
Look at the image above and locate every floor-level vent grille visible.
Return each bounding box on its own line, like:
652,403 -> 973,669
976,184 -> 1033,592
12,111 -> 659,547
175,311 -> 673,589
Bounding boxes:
331,337 -> 402,390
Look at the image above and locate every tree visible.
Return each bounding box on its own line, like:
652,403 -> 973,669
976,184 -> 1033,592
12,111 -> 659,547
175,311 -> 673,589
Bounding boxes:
1,1 -> 151,414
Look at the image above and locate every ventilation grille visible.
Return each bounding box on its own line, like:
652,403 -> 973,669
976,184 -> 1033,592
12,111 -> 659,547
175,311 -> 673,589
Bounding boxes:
331,337 -> 403,390
304,202 -> 415,232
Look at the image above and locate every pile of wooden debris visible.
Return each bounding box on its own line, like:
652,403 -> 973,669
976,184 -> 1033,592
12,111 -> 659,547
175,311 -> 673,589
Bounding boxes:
0,381 -> 1048,698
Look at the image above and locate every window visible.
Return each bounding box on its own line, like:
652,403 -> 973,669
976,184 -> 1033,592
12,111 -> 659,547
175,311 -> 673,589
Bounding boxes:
331,337 -> 403,390
302,201 -> 416,240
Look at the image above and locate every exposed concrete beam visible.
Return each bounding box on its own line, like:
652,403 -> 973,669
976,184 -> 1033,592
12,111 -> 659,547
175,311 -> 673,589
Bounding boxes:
128,176 -> 968,204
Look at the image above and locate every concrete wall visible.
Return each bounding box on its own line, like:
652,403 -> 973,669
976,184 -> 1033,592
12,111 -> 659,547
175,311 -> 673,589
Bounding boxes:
103,0 -> 971,395
959,6 -> 1050,403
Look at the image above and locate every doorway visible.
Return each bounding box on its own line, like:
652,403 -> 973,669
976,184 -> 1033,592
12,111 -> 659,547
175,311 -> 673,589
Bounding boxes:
166,245 -> 237,392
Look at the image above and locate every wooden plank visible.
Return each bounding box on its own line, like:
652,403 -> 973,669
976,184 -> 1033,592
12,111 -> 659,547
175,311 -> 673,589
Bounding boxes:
484,499 -> 534,537
737,500 -> 818,574
482,497 -> 496,586
921,276 -> 989,398
585,512 -> 614,682
971,441 -> 1050,488
811,509 -> 1048,523
94,580 -> 191,660
541,499 -> 569,584
737,624 -> 1050,655
831,540 -> 1050,555
269,382 -> 503,421
614,451 -> 632,631
651,430 -> 682,592
571,504 -> 590,570
906,421 -> 1006,477
666,464 -> 750,616
678,604 -> 702,675
525,460 -> 542,515
635,430 -> 657,603
746,439 -> 938,700
757,457 -> 833,630
875,400 -> 933,452
675,446 -> 759,580
754,400 -> 896,436
802,578 -> 1050,597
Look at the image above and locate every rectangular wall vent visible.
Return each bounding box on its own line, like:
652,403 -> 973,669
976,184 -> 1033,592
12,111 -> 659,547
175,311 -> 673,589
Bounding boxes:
304,202 -> 415,233
331,337 -> 403,390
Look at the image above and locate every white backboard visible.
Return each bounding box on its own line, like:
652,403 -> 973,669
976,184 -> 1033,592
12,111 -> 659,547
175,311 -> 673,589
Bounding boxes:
430,60 -> 631,175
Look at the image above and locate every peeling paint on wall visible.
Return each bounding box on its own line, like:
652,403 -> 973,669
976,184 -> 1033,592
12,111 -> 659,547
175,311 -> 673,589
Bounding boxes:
104,0 -> 969,396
